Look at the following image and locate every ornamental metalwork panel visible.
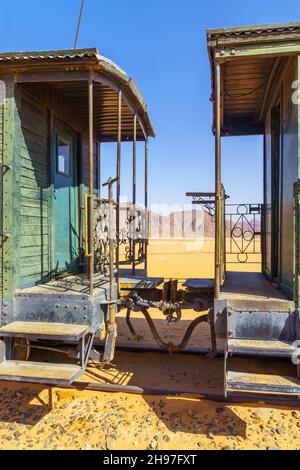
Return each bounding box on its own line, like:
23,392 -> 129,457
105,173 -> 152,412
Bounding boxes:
94,201 -> 147,277
226,203 -> 262,263
119,205 -> 147,266
94,198 -> 117,277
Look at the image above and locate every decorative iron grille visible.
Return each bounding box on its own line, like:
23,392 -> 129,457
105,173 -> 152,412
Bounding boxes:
226,203 -> 262,263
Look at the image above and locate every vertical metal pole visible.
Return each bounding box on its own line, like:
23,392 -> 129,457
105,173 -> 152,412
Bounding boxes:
49,109 -> 55,279
132,115 -> 137,275
98,142 -> 101,199
294,181 -> 300,308
214,62 -> 221,299
88,79 -> 94,296
74,0 -> 85,49
144,139 -> 148,272
108,179 -> 114,299
116,90 -> 122,290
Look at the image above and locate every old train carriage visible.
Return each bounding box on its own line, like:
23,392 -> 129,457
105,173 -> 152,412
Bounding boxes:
1,23 -> 300,400
0,48 -> 155,384
204,22 -> 300,396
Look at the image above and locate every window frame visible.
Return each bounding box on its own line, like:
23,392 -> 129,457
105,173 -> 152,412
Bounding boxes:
56,135 -> 71,177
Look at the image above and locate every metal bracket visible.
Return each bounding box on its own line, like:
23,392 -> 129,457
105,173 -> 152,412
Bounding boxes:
1,163 -> 11,174
1,233 -> 11,242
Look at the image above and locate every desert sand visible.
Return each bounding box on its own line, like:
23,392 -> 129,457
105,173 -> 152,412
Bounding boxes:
0,239 -> 299,450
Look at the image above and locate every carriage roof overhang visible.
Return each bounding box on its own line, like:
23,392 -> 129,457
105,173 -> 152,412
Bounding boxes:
0,47 -> 155,142
207,22 -> 300,136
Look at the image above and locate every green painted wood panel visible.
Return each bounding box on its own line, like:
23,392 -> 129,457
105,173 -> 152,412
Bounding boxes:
18,91 -> 50,287
1,75 -> 17,323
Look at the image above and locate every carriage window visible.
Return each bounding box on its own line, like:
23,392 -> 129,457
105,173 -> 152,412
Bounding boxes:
57,138 -> 70,175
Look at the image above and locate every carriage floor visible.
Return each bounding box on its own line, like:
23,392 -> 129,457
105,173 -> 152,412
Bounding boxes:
16,269 -> 164,299
219,271 -> 294,310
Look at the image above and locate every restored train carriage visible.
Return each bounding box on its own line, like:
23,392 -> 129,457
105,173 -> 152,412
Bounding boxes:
0,48 -> 155,384
206,22 -> 300,396
1,24 -> 300,400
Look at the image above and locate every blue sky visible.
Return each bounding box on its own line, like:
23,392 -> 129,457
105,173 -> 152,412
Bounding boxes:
0,0 -> 298,205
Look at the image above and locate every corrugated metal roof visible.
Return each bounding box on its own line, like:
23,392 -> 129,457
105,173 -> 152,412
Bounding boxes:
0,47 -> 154,138
0,47 -> 99,61
207,21 -> 300,39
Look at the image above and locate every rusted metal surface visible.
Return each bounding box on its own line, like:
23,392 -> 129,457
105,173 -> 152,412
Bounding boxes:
144,140 -> 149,272
132,115 -> 137,275
116,90 -> 122,292
214,62 -> 221,298
88,79 -> 94,296
126,308 -> 208,353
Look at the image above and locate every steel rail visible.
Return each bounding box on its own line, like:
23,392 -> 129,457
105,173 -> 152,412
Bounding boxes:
56,381 -> 300,407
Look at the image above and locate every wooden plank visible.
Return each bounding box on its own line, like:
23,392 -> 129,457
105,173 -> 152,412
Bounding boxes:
20,264 -> 49,278
20,197 -> 49,210
20,235 -> 49,247
0,360 -> 82,384
20,206 -> 48,217
120,276 -> 164,290
228,339 -> 295,357
227,371 -> 300,395
20,187 -> 48,200
21,162 -> 48,180
19,246 -> 48,257
182,278 -> 214,291
0,321 -> 90,340
20,177 -> 48,192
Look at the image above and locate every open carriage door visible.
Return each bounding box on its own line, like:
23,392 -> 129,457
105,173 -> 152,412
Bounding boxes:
271,104 -> 281,281
53,129 -> 79,275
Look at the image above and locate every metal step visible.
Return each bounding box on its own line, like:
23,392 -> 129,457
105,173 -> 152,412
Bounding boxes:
0,322 -> 90,341
228,338 -> 297,357
0,360 -> 82,385
183,278 -> 214,292
119,275 -> 164,290
227,371 -> 300,395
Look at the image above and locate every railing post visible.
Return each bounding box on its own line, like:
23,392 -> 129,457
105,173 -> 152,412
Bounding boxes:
144,139 -> 148,273
294,180 -> 300,308
221,185 -> 226,284
132,114 -> 137,275
88,78 -> 94,296
214,61 -> 222,298
116,89 -> 122,291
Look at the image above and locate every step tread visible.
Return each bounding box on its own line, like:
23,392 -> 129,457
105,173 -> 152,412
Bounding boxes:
227,371 -> 300,395
228,338 -> 296,355
119,276 -> 164,290
0,360 -> 82,384
183,278 -> 214,291
0,322 -> 90,341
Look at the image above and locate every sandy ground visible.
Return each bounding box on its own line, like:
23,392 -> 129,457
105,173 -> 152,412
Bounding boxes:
0,239 -> 300,450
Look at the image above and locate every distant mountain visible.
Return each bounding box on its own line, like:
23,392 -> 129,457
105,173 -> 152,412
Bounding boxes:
117,204 -> 261,240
